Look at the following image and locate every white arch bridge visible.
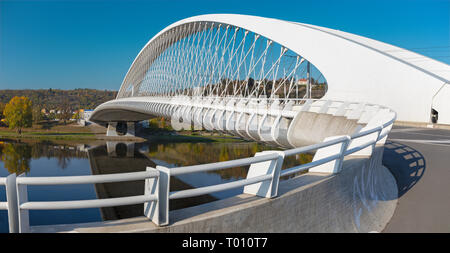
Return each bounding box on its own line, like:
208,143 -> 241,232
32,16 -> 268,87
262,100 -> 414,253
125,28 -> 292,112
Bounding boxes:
90,14 -> 449,147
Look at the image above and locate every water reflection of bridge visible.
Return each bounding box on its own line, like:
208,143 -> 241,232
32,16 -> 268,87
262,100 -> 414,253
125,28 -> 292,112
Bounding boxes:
87,143 -> 218,221
86,141 -> 314,221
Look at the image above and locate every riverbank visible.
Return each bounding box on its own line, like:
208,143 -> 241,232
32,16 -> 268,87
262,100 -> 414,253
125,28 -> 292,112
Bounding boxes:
0,122 -> 98,140
0,123 -> 244,143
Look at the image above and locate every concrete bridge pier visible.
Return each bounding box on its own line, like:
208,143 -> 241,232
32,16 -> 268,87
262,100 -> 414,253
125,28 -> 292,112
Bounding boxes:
106,122 -> 136,137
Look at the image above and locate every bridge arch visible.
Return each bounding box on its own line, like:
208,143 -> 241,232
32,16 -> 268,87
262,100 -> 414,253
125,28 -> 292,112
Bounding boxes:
92,14 -> 450,128
117,18 -> 328,101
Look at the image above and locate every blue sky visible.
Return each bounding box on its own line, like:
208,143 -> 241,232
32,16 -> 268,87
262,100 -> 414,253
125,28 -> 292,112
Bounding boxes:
0,0 -> 449,91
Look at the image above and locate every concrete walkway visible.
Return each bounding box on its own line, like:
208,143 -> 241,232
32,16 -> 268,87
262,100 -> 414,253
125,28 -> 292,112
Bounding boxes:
382,125 -> 450,232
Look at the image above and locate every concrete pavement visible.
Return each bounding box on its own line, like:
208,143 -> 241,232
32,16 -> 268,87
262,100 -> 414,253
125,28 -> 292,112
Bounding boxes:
382,125 -> 450,232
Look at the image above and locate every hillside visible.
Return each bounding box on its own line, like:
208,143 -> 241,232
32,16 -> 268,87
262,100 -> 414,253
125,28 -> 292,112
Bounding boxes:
0,88 -> 117,110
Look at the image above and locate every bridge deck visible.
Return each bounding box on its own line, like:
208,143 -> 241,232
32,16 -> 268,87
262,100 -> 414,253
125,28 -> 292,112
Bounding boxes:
383,126 -> 450,232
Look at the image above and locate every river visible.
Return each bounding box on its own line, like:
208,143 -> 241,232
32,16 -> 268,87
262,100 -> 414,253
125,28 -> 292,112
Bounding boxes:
0,138 -> 312,232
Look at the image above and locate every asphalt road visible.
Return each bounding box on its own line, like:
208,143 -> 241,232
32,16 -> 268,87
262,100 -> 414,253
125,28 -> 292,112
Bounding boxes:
382,125 -> 450,232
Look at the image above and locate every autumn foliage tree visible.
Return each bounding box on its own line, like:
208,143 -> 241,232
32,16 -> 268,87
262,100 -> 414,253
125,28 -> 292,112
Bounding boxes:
3,96 -> 32,134
0,143 -> 31,174
0,102 -> 5,118
60,98 -> 72,125
0,102 -> 5,125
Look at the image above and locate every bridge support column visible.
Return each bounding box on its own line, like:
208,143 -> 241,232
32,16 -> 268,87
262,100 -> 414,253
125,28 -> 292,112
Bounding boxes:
106,122 -> 136,137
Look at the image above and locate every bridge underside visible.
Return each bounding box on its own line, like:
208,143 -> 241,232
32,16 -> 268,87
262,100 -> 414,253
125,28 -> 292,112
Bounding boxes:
89,108 -> 155,123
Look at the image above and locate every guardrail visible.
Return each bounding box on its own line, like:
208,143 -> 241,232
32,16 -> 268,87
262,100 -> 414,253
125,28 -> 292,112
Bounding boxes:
1,99 -> 396,233
96,96 -> 383,119
150,113 -> 393,226
0,175 -> 18,233
96,96 -> 392,147
2,169 -> 160,233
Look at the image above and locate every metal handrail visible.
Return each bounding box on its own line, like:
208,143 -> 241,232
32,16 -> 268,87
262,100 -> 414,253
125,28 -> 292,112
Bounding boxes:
0,178 -> 7,211
345,141 -> 377,156
170,152 -> 279,176
284,136 -> 349,157
350,126 -> 382,139
170,174 -> 273,200
281,153 -> 341,177
114,96 -> 389,110
16,170 -> 159,185
20,195 -> 158,210
9,167 -> 161,233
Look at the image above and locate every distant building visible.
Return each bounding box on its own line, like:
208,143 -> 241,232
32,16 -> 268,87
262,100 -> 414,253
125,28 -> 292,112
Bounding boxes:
78,109 -> 94,126
83,110 -> 93,121
297,78 -> 308,85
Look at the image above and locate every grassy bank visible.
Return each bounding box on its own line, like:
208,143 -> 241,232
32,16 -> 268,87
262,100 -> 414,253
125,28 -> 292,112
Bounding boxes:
0,130 -> 98,140
0,123 -> 244,143
0,131 -> 244,143
0,121 -> 97,140
143,133 -> 243,143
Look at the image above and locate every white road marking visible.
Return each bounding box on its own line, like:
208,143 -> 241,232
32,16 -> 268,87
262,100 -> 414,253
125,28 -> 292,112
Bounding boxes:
388,138 -> 450,147
390,128 -> 424,133
394,131 -> 450,138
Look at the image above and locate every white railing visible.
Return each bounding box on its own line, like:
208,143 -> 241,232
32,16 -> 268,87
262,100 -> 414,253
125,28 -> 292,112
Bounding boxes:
0,175 -> 18,233
281,135 -> 350,177
1,99 -> 396,233
152,152 -> 283,226
3,169 -> 160,233
95,96 -> 393,149
96,96 -> 384,120
149,107 -> 395,226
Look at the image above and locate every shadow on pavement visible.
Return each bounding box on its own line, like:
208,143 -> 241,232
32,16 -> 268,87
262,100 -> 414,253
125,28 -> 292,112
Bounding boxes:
382,140 -> 426,197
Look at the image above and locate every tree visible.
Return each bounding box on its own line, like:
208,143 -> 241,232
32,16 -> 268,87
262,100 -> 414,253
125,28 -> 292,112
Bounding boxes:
148,118 -> 159,130
72,111 -> 80,120
3,96 -> 32,134
0,143 -> 32,174
60,99 -> 72,125
0,102 -> 5,119
0,102 -> 5,126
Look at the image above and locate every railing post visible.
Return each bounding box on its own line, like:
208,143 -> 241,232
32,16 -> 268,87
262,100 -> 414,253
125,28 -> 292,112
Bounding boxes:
16,174 -> 30,233
5,174 -> 19,233
348,126 -> 383,157
335,136 -> 351,173
310,135 -> 350,174
143,167 -> 160,226
156,166 -> 170,226
243,151 -> 284,198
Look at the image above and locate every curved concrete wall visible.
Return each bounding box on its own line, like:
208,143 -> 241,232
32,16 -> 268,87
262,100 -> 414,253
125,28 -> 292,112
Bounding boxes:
31,145 -> 397,233
287,111 -> 363,146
